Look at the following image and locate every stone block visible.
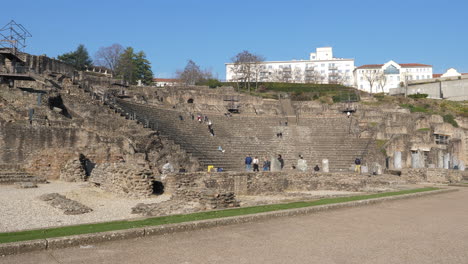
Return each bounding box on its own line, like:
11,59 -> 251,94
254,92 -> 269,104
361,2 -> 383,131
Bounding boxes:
46,228 -> 145,250
0,239 -> 47,256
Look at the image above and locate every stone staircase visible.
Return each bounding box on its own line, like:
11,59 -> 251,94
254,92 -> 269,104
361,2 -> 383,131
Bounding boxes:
112,100 -> 375,172
0,164 -> 45,185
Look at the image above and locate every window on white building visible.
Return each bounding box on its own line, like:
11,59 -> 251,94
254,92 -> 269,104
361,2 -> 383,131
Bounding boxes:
321,64 -> 325,67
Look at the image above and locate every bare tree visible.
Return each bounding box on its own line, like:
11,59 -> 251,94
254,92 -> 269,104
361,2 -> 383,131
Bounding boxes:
94,43 -> 124,71
332,71 -> 350,86
305,68 -> 325,84
176,60 -> 212,85
292,67 -> 303,83
231,50 -> 264,93
377,73 -> 387,93
363,69 -> 380,93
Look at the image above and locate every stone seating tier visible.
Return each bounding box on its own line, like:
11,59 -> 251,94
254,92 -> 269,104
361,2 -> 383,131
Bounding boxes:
115,100 -> 373,172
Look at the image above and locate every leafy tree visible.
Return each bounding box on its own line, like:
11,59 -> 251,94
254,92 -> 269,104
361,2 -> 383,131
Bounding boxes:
58,44 -> 92,70
114,47 -> 153,85
134,51 -> 153,85
115,47 -> 136,83
94,43 -> 124,71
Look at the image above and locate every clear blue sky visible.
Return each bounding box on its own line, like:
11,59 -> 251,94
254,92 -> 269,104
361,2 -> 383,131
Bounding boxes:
3,0 -> 468,79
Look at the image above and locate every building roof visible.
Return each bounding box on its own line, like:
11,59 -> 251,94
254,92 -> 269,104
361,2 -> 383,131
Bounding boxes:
356,63 -> 432,69
433,74 -> 442,78
153,78 -> 180,82
399,63 -> 432,68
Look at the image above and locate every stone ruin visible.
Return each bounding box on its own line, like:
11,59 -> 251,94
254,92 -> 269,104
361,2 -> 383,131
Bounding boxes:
0,50 -> 468,209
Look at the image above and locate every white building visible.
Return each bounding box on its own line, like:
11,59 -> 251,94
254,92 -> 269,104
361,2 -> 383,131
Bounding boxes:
354,60 -> 433,93
225,47 -> 355,86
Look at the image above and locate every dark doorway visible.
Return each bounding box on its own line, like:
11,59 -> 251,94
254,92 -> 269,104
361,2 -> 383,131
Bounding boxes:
152,181 -> 165,194
187,98 -> 194,104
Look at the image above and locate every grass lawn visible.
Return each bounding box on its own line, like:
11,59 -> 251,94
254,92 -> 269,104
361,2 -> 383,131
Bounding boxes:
0,187 -> 438,244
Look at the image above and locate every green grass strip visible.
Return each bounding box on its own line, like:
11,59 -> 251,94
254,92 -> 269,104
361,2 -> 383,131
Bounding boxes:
0,187 -> 438,244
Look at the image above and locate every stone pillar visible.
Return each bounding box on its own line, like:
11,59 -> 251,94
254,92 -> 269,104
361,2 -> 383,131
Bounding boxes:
270,156 -> 281,172
443,153 -> 450,169
411,151 -> 423,169
394,151 -> 402,169
322,159 -> 329,173
437,151 -> 444,168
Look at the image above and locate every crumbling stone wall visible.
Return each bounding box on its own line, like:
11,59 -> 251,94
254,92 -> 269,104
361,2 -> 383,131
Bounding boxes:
89,162 -> 154,198
164,172 -> 407,197
401,168 -> 464,183
59,157 -> 87,182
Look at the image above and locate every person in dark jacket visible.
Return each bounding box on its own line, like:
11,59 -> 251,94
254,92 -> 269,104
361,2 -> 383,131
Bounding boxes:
278,154 -> 284,170
245,154 -> 253,171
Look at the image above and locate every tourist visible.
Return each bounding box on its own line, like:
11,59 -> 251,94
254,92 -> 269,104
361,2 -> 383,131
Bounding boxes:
354,157 -> 361,174
218,146 -> 225,153
314,165 -> 320,172
347,111 -> 351,118
277,154 -> 284,170
204,115 -> 209,123
161,161 -> 174,180
297,155 -> 307,172
245,154 -> 253,171
253,156 -> 259,172
209,127 -> 215,136
178,115 -> 184,121
197,115 -> 202,123
217,167 -> 223,172
262,157 -> 271,171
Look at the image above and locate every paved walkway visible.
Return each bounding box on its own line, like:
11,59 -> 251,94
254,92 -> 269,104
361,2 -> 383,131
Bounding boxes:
2,187 -> 468,264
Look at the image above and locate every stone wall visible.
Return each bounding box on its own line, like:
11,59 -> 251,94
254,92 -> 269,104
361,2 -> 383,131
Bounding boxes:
401,168 -> 465,183
164,171 -> 407,196
89,163 -> 154,198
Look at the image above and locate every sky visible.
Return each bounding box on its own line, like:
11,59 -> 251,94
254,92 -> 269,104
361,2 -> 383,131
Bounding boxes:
2,0 -> 468,79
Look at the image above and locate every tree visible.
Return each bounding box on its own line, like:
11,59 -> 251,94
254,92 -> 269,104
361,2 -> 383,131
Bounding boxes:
230,50 -> 264,92
94,43 -> 124,71
363,69 -> 380,93
134,51 -> 153,85
305,68 -> 325,84
115,47 -> 136,84
58,44 -> 92,70
176,60 -> 213,86
114,47 -> 153,85
377,73 -> 387,93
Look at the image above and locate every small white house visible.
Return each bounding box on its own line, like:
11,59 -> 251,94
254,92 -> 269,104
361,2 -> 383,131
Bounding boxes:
354,61 -> 433,93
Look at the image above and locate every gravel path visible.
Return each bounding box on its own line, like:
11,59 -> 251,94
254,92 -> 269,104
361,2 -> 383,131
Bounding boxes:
0,181 -> 412,233
0,181 -> 170,232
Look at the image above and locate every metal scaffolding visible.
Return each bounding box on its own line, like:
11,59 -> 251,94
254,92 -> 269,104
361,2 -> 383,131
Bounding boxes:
0,20 -> 32,52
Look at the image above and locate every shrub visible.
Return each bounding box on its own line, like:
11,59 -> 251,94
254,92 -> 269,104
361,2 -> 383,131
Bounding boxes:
408,94 -> 428,99
443,114 -> 459,127
205,79 -> 222,88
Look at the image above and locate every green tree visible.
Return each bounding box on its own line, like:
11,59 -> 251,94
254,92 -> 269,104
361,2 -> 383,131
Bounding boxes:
115,47 -> 153,85
57,44 -> 92,70
134,51 -> 153,85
